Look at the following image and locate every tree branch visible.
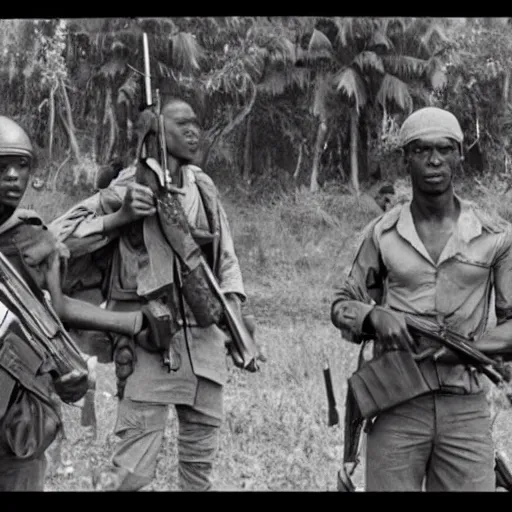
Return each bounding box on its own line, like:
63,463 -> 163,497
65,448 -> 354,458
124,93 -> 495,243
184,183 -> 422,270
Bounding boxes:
203,83 -> 258,169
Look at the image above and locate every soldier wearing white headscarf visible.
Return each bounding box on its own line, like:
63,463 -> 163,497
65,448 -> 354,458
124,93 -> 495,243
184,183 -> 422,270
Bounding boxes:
332,106 -> 512,491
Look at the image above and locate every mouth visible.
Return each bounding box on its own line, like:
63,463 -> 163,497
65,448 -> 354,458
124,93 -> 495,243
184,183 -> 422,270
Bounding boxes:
4,190 -> 22,200
423,173 -> 445,184
186,140 -> 199,152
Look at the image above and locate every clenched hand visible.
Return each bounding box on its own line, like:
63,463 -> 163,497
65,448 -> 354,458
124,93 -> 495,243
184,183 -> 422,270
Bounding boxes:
367,306 -> 417,351
118,182 -> 156,223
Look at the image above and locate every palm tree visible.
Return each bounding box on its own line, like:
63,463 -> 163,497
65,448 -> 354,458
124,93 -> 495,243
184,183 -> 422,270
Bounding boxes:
306,17 -> 452,195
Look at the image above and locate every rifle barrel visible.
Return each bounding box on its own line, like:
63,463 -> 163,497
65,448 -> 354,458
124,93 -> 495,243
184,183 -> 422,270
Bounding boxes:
406,321 -> 509,384
142,33 -> 152,107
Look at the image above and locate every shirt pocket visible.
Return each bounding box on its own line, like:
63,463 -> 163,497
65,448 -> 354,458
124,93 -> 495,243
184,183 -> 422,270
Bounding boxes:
452,253 -> 492,270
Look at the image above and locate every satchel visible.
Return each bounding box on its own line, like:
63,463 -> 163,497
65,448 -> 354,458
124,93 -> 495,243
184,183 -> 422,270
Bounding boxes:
347,349 -> 431,419
0,381 -> 61,459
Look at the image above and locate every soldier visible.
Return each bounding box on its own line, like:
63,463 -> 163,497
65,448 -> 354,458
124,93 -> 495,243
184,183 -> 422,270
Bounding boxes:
0,116 -> 147,491
50,97 -> 261,491
332,107 -> 512,491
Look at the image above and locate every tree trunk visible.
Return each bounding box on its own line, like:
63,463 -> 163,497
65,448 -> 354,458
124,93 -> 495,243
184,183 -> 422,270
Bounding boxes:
59,80 -> 81,162
293,142 -> 304,181
242,116 -> 252,182
48,84 -> 57,163
203,84 -> 258,170
310,120 -> 327,192
350,107 -> 360,196
503,69 -> 511,106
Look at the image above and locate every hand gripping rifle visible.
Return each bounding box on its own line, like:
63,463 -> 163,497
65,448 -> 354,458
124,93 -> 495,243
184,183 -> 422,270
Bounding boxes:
0,251 -> 90,405
134,33 -> 261,372
340,313 -> 512,492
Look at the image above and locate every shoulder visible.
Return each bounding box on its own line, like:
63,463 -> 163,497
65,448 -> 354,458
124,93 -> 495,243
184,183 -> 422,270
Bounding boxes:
187,165 -> 215,187
465,200 -> 511,235
360,202 -> 404,240
109,164 -> 136,188
2,209 -> 66,267
186,165 -> 220,198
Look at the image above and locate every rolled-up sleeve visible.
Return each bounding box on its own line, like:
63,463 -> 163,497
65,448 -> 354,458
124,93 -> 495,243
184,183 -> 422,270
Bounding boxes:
331,220 -> 385,343
493,226 -> 512,324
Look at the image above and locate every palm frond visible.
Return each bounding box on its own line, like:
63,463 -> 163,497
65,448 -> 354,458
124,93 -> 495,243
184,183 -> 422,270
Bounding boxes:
169,31 -> 204,71
258,67 -> 309,96
376,73 -> 413,113
353,51 -> 384,74
420,21 -> 451,53
307,28 -> 333,59
383,55 -> 428,80
241,47 -> 268,81
334,66 -> 367,113
370,28 -> 394,52
334,17 -> 377,47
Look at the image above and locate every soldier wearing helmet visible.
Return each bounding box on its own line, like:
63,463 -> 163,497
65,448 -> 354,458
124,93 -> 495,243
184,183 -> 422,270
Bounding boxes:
0,117 -> 150,491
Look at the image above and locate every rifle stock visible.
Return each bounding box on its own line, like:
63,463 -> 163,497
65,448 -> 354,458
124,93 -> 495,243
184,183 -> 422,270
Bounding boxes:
199,256 -> 260,372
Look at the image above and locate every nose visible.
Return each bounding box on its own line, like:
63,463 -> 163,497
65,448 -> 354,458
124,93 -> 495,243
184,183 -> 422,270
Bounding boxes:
3,165 -> 20,181
427,149 -> 442,166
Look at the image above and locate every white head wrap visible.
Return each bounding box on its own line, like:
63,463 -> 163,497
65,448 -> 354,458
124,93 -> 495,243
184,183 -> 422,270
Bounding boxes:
398,107 -> 463,148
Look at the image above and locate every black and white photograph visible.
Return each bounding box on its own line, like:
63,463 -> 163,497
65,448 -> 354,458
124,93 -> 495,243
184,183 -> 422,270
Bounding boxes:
0,16 -> 511,492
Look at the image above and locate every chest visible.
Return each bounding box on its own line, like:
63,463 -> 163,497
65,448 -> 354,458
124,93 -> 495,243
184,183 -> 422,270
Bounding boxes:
414,220 -> 455,263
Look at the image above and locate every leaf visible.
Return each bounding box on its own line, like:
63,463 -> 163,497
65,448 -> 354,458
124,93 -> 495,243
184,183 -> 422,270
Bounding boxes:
376,73 -> 413,113
420,21 -> 451,52
258,67 -> 309,96
334,67 -> 367,114
370,29 -> 394,52
169,31 -> 204,71
307,28 -> 332,59
383,55 -> 428,80
353,51 -> 384,73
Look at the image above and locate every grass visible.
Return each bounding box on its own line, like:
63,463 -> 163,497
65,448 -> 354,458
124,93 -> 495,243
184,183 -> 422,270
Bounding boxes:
19,174 -> 512,492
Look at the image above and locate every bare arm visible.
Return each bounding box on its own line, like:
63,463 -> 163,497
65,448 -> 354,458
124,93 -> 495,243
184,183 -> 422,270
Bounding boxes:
44,250 -> 143,336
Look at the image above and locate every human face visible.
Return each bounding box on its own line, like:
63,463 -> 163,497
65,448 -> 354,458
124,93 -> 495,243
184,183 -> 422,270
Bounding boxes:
162,101 -> 201,163
405,137 -> 461,196
0,155 -> 31,211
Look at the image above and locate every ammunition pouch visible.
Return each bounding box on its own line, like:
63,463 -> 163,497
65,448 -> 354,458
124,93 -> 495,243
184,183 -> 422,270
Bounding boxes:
138,301 -> 181,372
347,349 -> 431,420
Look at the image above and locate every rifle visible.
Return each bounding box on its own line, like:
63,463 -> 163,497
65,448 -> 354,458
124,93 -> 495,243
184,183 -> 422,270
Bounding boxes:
404,315 -> 512,401
341,314 -> 512,492
135,33 -> 261,372
0,252 -> 90,403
